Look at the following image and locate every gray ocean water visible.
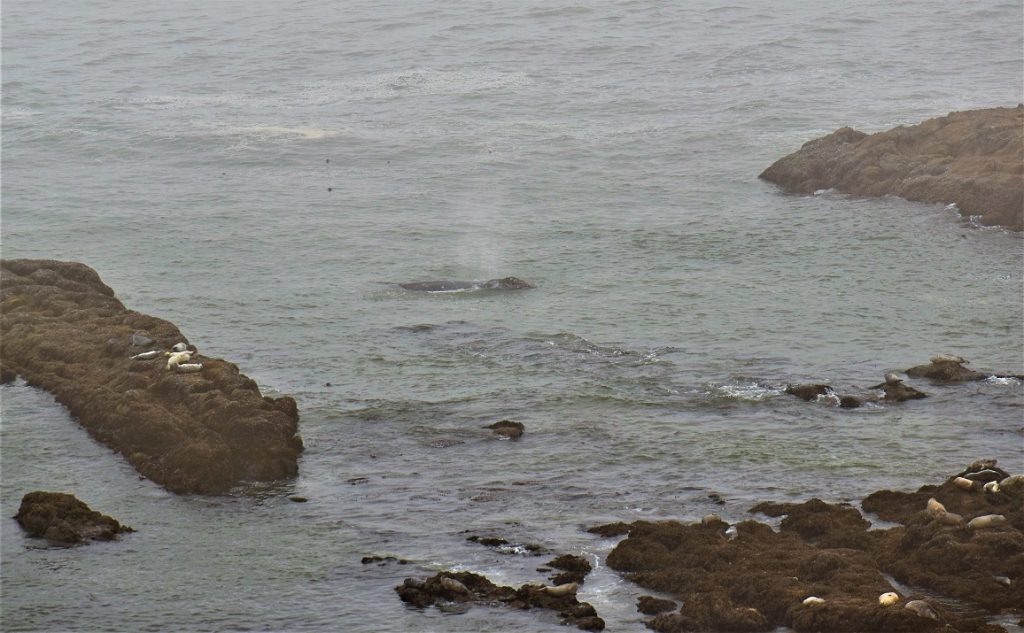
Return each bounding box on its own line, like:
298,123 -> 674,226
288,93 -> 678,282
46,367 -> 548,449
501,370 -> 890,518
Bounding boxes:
2,1 -> 1023,631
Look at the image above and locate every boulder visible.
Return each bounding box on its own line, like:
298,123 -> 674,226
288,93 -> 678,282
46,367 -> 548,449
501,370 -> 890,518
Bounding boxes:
760,106 -> 1024,231
0,259 -> 302,494
14,491 -> 134,545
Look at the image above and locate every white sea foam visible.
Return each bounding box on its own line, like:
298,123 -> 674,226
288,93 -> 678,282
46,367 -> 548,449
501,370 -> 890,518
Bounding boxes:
217,125 -> 345,140
708,383 -> 784,401
985,376 -> 1021,386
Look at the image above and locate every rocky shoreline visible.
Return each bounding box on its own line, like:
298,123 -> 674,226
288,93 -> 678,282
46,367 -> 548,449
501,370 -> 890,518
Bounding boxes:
389,461 -> 1021,632
0,259 -> 302,495
596,460 -> 1022,633
759,105 -> 1024,231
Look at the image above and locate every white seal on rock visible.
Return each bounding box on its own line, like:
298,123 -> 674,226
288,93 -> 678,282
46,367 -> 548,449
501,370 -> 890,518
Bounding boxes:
802,596 -> 825,606
926,498 -> 945,513
878,592 -> 899,606
952,476 -> 974,490
930,354 -> 967,364
174,363 -> 203,373
170,342 -> 189,353
130,350 -> 162,360
542,582 -> 579,597
984,481 -> 1000,493
165,350 -> 193,370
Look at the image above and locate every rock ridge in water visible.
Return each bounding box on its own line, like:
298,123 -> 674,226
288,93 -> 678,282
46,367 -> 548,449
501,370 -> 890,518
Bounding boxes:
0,259 -> 303,495
759,105 -> 1024,231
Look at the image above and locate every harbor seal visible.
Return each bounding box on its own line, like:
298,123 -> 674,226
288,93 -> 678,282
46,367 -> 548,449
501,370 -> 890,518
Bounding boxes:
399,277 -> 535,292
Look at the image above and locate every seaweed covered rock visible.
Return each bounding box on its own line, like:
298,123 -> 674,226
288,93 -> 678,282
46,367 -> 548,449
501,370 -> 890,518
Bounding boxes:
14,491 -> 134,545
547,554 -> 594,585
396,571 -> 604,630
760,106 -> 1024,231
862,460 -> 1024,611
0,259 -> 303,494
604,462 -> 1023,632
605,517 -> 950,632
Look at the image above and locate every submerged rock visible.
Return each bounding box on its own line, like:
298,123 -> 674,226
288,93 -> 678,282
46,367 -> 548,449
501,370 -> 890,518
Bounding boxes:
14,491 -> 134,545
396,570 -> 604,630
759,105 -> 1024,231
785,384 -> 833,401
0,259 -> 303,495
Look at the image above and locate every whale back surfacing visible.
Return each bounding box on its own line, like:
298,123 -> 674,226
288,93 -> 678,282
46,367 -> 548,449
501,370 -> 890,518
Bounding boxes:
398,277 -> 534,292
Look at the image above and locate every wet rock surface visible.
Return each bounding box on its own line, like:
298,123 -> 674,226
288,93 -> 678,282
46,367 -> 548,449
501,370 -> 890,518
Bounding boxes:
396,571 -> 604,630
0,259 -> 303,494
485,419 -> 525,439
603,461 -> 1022,632
905,357 -> 1024,383
547,553 -> 593,585
759,105 -> 1024,231
14,491 -> 134,545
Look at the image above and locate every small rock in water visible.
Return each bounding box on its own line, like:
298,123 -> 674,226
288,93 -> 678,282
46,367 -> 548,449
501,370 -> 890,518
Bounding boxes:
288,495 -> 308,503
485,419 -> 525,439
14,491 -> 134,545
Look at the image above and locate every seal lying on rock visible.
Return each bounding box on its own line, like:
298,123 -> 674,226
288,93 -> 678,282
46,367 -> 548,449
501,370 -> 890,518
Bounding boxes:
905,355 -> 1023,382
399,277 -> 535,292
869,373 -> 927,402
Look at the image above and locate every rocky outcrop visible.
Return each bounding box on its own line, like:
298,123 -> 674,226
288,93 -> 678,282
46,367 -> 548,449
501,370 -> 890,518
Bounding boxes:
904,357 -> 1024,383
760,106 -> 1024,231
0,259 -> 302,495
14,491 -> 134,545
396,571 -> 604,630
603,461 -> 1023,632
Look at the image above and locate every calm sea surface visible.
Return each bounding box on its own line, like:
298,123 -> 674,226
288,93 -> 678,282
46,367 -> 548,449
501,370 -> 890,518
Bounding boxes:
2,1 -> 1022,631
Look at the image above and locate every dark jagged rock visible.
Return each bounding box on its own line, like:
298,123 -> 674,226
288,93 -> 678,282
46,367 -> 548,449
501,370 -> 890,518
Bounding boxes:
760,106 -> 1024,231
547,554 -> 593,585
396,571 -> 604,630
0,259 -> 302,495
785,384 -> 863,408
14,491 -> 134,545
603,461 -> 1023,632
485,419 -> 525,439
785,384 -> 833,401
587,521 -> 633,538
839,395 -> 863,409
637,595 -> 677,615
750,498 -> 871,549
